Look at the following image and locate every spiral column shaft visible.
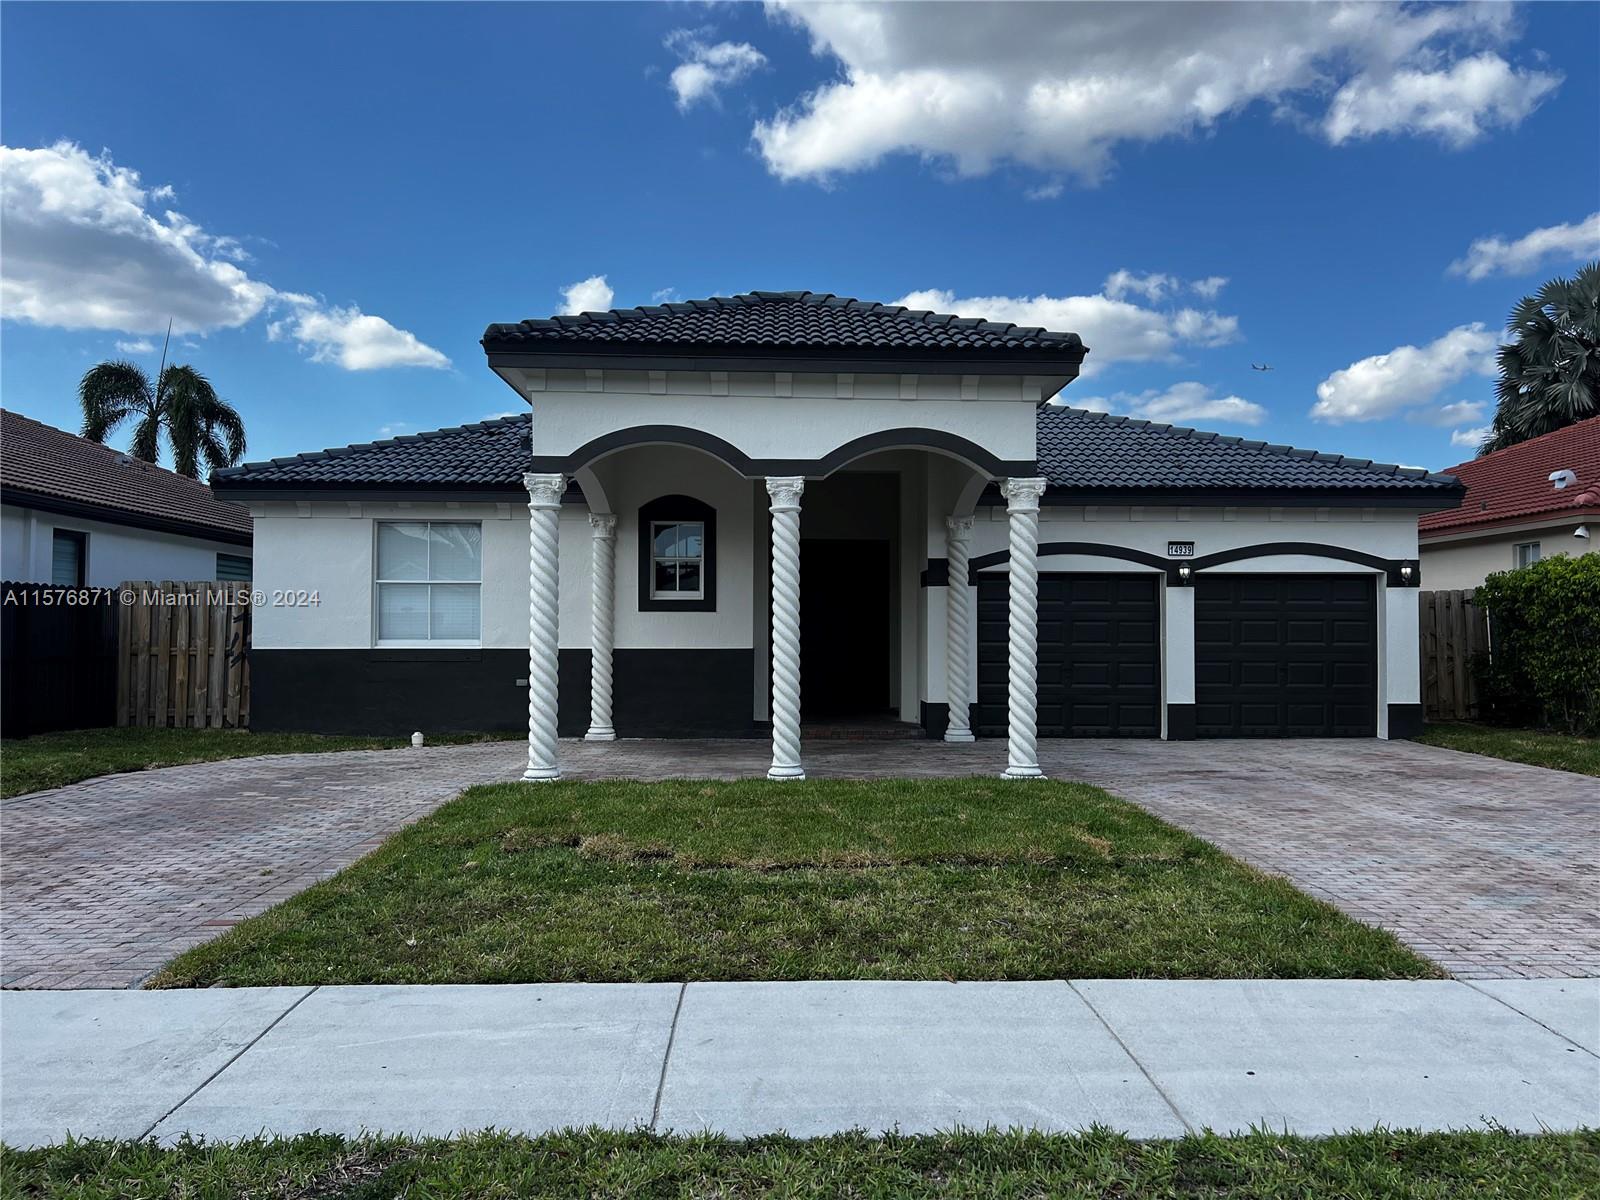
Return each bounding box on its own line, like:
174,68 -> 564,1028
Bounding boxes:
1000,478 -> 1047,780
523,472 -> 566,782
765,476 -> 806,781
584,513 -> 617,740
944,515 -> 976,742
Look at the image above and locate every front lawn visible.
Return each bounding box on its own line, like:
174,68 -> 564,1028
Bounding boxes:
5,1128 -> 1595,1198
1417,722 -> 1600,777
152,778 -> 1438,986
0,727 -> 518,798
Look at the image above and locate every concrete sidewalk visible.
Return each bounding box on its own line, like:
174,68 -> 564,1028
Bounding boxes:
3,980 -> 1596,1149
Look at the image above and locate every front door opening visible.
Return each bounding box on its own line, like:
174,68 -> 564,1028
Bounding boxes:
800,538 -> 892,719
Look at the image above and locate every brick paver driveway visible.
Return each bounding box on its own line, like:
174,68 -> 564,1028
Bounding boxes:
3,737 -> 1594,987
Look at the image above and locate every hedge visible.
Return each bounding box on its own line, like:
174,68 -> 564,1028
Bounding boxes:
1474,552 -> 1600,735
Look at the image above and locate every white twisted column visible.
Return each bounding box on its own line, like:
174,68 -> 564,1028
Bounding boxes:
943,515 -> 976,743
765,476 -> 806,781
1000,477 -> 1047,780
523,472 -> 566,782
585,513 -> 617,741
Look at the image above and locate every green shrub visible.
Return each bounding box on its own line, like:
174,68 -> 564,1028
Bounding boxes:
1473,552 -> 1600,734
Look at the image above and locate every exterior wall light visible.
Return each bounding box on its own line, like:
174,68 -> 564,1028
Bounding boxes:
1400,563 -> 1413,584
1177,565 -> 1193,585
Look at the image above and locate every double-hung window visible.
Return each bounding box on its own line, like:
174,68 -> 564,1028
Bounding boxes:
637,495 -> 716,612
650,520 -> 705,600
1514,541 -> 1542,569
375,521 -> 482,644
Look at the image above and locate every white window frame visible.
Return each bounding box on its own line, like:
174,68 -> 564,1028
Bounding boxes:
374,520 -> 483,647
648,519 -> 706,601
1513,541 -> 1542,569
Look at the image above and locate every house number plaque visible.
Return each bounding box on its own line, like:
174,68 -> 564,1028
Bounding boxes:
1167,541 -> 1195,558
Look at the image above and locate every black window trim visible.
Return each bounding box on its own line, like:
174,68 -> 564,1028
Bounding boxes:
637,494 -> 716,613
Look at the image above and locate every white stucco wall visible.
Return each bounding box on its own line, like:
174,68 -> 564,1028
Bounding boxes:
1,502 -> 248,588
1420,520 -> 1585,590
526,370 -> 1040,467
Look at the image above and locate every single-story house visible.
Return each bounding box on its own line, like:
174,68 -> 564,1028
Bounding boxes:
1419,416 -> 1598,590
1,408 -> 253,588
213,291 -> 1463,780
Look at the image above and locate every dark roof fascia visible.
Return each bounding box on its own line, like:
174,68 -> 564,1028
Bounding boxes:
485,344 -> 1086,380
978,483 -> 1465,511
212,482 -> 531,504
1,486 -> 253,547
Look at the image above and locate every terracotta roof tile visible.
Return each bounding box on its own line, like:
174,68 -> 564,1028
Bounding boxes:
1,409 -> 251,540
1418,416 -> 1600,536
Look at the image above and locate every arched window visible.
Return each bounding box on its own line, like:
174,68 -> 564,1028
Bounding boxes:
637,494 -> 716,612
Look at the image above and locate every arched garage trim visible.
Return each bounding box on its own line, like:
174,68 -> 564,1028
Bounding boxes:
966,541 -> 1175,584
964,540 -> 1417,587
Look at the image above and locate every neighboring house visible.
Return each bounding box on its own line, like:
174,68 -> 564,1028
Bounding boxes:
1419,416 -> 1599,591
213,291 -> 1462,777
1,409 -> 253,588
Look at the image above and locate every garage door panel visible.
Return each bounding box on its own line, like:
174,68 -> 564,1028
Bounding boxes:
1195,574 -> 1376,738
977,573 -> 1159,738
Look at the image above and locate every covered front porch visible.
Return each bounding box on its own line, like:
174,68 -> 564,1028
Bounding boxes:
520,437 -> 1052,783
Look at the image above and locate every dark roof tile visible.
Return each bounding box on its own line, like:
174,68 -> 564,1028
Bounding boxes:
216,407 -> 1461,498
483,291 -> 1085,356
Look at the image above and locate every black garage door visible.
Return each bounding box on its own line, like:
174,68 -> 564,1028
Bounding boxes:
1195,574 -> 1376,738
976,574 -> 1159,737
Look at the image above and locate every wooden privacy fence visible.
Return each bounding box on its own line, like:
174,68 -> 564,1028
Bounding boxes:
117,581 -> 251,729
1419,588 -> 1490,722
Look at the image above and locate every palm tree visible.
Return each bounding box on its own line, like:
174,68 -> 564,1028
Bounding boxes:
78,359 -> 246,479
1480,261 -> 1600,455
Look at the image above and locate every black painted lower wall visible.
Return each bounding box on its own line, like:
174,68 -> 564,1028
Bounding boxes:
1166,703 -> 1196,741
919,701 -> 949,739
251,648 -> 760,738
1387,703 -> 1425,740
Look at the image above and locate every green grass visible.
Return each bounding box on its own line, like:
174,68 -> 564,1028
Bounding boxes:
4,1128 -> 1595,1198
1416,722 -> 1600,777
0,727 -> 519,799
152,778 -> 1438,986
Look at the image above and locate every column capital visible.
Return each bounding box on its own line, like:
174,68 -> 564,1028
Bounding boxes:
523,472 -> 567,509
1000,477 -> 1047,512
588,512 -> 617,538
945,514 -> 975,542
765,475 -> 806,511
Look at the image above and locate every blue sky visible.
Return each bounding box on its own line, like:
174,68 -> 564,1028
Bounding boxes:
3,1 -> 1597,473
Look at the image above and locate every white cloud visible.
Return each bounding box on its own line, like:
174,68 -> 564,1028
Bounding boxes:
893,280 -> 1239,377
0,141 -> 447,369
560,274 -> 614,315
667,32 -> 766,110
1449,212 -> 1600,281
1071,381 -> 1267,426
1451,425 -> 1492,448
1023,181 -> 1063,202
1324,53 -> 1559,147
753,3 -> 1558,184
1311,324 -> 1497,423
268,298 -> 449,371
1418,399 -> 1489,428
114,338 -> 155,354
1191,276 -> 1229,300
0,141 -> 272,334
1103,270 -> 1176,303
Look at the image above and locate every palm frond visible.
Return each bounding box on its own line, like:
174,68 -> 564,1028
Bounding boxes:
78,360 -> 152,443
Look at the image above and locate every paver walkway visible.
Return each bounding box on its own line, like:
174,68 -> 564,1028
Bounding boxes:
3,979 -> 1595,1148
2,737 -> 1595,987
